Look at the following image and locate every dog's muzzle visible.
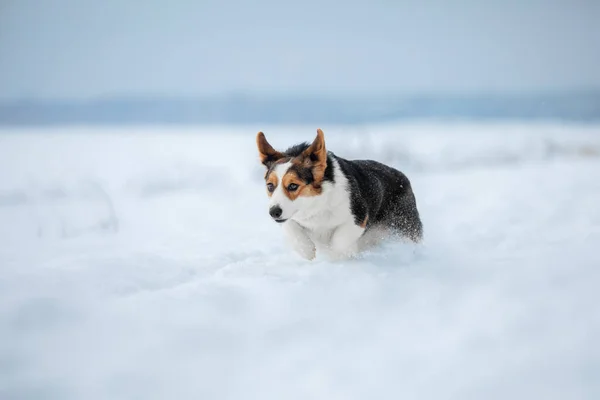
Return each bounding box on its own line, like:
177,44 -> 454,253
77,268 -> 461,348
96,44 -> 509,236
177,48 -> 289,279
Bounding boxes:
269,205 -> 286,222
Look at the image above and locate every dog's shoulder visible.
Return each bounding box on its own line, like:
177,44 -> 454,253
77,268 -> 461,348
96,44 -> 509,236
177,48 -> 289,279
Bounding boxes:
332,154 -> 410,187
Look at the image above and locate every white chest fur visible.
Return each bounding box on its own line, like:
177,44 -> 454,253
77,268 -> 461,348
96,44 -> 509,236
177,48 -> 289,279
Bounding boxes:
291,158 -> 353,230
282,158 -> 368,260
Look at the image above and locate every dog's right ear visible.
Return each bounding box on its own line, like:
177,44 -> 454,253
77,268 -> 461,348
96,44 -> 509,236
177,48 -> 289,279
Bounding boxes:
256,132 -> 284,167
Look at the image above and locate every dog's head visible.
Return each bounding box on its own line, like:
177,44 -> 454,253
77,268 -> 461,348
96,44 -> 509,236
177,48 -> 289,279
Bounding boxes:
256,128 -> 328,223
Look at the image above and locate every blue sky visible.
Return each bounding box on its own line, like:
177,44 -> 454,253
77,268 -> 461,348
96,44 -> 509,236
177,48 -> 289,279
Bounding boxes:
0,0 -> 599,100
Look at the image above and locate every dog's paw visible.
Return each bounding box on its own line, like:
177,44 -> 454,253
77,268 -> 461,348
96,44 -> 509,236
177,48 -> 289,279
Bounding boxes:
295,246 -> 316,261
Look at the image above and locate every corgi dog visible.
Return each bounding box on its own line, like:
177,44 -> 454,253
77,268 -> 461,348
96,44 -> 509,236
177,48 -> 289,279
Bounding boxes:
256,128 -> 423,260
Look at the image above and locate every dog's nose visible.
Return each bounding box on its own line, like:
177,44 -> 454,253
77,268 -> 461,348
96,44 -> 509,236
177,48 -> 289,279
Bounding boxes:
269,205 -> 282,219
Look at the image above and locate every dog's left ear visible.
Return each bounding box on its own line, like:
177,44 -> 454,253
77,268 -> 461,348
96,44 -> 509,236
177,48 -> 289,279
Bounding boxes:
302,128 -> 327,183
256,131 -> 284,167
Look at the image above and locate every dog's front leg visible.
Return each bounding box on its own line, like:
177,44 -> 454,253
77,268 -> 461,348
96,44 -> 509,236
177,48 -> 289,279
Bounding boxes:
282,220 -> 316,261
328,222 -> 365,260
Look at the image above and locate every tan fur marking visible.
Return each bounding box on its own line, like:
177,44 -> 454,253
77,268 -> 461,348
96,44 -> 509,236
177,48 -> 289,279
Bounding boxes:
360,215 -> 369,229
266,171 -> 278,197
281,170 -> 322,201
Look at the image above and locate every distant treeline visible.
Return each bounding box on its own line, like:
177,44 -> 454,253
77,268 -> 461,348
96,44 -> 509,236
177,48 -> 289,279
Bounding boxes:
1,91 -> 599,125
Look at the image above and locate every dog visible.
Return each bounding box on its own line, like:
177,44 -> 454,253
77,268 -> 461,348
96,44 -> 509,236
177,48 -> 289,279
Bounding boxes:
256,128 -> 423,260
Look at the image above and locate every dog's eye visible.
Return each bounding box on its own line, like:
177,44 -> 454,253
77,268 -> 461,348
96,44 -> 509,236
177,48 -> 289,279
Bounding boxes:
287,183 -> 299,191
266,183 -> 275,192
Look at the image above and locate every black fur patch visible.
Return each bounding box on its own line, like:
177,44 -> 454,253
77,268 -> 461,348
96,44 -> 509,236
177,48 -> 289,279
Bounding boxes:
323,154 -> 335,183
284,142 -> 310,157
335,155 -> 423,242
289,164 -> 314,184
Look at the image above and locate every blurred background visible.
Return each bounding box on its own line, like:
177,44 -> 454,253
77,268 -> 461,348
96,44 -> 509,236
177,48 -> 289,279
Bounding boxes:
2,2 -> 600,400
1,0 -> 599,124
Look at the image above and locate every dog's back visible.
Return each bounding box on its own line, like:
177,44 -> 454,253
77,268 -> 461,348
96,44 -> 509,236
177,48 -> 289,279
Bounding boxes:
335,156 -> 423,242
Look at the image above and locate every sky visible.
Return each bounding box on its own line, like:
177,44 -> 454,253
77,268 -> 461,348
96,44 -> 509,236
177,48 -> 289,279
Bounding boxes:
0,0 -> 599,100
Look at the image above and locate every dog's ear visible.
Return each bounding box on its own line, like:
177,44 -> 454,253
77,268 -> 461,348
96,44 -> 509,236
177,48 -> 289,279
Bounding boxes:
256,132 -> 284,167
301,128 -> 327,183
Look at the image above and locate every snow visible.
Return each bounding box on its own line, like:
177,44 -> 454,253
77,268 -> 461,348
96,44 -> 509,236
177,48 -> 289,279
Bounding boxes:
1,122 -> 600,399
